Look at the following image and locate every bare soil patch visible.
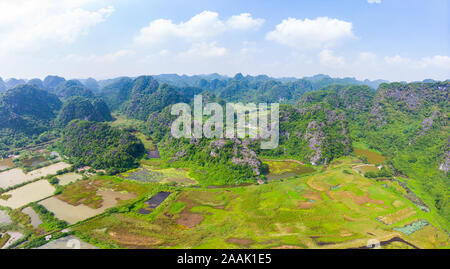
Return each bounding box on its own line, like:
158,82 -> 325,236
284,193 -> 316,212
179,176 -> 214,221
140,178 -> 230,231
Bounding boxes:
226,238 -> 254,246
298,201 -> 315,209
175,213 -> 204,228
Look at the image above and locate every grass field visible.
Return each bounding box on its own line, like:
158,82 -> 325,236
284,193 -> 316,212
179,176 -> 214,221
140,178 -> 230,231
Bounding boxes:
263,160 -> 315,181
120,166 -> 197,186
353,148 -> 386,164
72,157 -> 449,249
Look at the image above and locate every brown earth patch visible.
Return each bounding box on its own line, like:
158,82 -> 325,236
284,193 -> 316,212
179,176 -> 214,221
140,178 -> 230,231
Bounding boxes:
343,215 -> 356,222
108,231 -> 162,248
329,191 -> 384,206
307,179 -> 328,192
175,213 -> 204,228
340,230 -> 353,237
226,238 -> 254,246
272,245 -> 302,249
304,192 -> 322,201
298,201 -> 315,209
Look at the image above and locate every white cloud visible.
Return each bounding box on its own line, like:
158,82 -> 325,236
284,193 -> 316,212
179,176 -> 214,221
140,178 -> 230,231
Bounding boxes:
319,49 -> 345,67
135,11 -> 264,45
266,17 -> 355,49
135,11 -> 225,45
368,0 -> 381,4
226,13 -> 264,30
0,0 -> 114,53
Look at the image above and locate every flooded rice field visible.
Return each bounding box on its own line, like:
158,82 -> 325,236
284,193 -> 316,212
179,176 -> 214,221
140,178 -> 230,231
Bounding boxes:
0,158 -> 15,171
394,219 -> 430,235
22,207 -> 43,228
0,162 -> 71,189
57,173 -> 82,186
0,210 -> 12,226
21,156 -> 47,168
0,180 -> 56,209
36,235 -> 98,249
39,189 -> 136,224
1,231 -> 23,249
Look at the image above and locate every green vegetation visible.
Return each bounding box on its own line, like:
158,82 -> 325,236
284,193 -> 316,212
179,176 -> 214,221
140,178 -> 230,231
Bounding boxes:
58,120 -> 145,171
57,97 -> 113,126
72,157 -> 449,249
0,85 -> 62,155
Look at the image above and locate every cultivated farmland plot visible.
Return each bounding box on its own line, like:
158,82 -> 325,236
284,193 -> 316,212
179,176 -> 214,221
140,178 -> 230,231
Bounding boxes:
0,162 -> 71,189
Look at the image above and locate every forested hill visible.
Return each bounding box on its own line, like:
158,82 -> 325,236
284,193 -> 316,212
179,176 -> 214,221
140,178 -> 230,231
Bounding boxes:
0,85 -> 61,133
57,97 -> 113,126
0,85 -> 62,153
59,120 -> 145,171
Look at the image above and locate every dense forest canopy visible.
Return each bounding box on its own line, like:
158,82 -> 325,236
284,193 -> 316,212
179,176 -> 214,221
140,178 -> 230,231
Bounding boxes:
58,120 -> 145,170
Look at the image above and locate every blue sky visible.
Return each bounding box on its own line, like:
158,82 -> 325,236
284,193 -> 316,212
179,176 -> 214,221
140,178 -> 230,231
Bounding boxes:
0,0 -> 448,81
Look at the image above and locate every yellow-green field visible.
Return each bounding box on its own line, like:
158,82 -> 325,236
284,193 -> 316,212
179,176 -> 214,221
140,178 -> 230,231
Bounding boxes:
71,157 -> 449,249
353,148 -> 386,164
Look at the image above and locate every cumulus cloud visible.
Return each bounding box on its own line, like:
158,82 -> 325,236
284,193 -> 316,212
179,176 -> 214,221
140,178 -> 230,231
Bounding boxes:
134,11 -> 264,45
226,13 -> 264,30
0,0 -> 114,53
368,0 -> 381,4
266,17 -> 355,49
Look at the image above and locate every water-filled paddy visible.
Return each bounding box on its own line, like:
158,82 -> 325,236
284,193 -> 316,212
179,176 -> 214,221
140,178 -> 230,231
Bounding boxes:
36,235 -> 98,249
0,180 -> 56,209
138,191 -> 171,214
21,156 -> 47,168
1,231 -> 23,249
0,210 -> 12,226
22,207 -> 43,228
39,189 -> 136,224
0,162 -> 71,189
57,173 -> 82,186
